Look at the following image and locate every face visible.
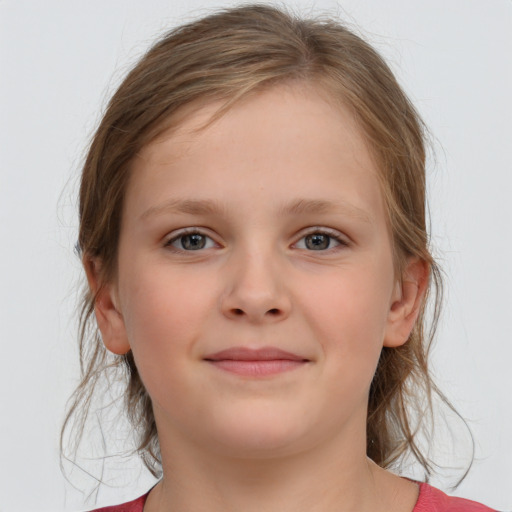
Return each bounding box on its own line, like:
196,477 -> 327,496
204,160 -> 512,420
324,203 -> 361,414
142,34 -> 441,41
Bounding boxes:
95,83 -> 421,460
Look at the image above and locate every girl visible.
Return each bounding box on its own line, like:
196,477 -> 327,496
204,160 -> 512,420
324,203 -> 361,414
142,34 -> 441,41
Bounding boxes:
63,4 -> 498,511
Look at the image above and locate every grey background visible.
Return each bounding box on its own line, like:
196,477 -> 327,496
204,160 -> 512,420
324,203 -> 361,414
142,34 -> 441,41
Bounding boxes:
1,1 -> 511,510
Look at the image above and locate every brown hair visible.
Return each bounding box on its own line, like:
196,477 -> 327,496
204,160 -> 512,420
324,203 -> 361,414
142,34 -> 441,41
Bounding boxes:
63,3 -> 455,479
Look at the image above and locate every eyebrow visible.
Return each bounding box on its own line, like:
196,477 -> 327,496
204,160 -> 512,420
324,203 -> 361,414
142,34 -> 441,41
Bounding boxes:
280,198 -> 371,223
140,198 -> 372,223
140,198 -> 226,220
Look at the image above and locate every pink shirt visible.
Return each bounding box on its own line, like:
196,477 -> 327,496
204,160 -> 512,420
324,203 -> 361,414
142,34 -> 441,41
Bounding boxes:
90,483 -> 497,511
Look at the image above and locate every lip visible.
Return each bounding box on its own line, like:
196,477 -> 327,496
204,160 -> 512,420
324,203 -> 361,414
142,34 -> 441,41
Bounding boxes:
204,347 -> 309,377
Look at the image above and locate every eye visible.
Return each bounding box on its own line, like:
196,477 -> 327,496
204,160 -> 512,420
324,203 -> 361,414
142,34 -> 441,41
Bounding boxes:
166,231 -> 216,251
294,231 -> 345,251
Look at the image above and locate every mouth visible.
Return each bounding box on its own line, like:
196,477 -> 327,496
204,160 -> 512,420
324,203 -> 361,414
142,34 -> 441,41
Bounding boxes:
204,347 -> 310,377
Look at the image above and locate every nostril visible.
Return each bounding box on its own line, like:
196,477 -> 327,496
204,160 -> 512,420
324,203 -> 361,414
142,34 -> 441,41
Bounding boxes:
226,307 -> 285,319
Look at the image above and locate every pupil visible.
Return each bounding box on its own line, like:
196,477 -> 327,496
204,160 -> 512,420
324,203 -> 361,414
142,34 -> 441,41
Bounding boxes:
182,234 -> 205,250
306,234 -> 329,250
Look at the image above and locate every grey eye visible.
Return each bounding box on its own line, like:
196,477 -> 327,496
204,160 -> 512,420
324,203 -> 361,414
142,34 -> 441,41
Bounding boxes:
181,234 -> 206,250
304,233 -> 331,250
169,233 -> 215,251
295,232 -> 343,251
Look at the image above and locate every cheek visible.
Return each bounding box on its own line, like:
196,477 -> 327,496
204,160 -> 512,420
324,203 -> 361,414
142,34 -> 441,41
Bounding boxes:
118,264 -> 217,388
297,260 -> 394,381
121,260 -> 211,334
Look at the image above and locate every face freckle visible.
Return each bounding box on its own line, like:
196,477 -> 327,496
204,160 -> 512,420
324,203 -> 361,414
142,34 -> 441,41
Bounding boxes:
109,83 -> 403,459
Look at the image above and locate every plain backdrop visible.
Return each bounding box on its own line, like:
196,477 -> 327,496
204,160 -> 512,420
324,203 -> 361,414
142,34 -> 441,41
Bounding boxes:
1,1 -> 511,511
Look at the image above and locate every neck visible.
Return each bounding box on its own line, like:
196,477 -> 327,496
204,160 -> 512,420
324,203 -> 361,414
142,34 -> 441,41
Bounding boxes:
144,424 -> 417,512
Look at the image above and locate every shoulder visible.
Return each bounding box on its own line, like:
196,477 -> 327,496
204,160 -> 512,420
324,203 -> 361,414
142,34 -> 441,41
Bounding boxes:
87,492 -> 148,512
414,483 -> 498,512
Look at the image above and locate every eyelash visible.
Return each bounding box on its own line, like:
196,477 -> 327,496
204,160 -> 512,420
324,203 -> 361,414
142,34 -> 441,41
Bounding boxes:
294,228 -> 349,252
164,229 -> 218,252
163,227 -> 349,253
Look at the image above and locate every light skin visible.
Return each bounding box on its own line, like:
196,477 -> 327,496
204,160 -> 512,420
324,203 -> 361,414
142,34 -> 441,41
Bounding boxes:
88,83 -> 427,512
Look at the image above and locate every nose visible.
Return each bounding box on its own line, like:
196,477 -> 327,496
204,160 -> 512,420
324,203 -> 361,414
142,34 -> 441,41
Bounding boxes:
220,248 -> 291,323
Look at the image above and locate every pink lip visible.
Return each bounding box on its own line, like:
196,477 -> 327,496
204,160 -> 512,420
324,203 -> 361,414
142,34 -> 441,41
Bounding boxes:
204,347 -> 309,376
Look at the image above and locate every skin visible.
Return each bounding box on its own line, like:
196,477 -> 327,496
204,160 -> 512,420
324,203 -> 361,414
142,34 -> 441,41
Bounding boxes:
89,83 -> 427,512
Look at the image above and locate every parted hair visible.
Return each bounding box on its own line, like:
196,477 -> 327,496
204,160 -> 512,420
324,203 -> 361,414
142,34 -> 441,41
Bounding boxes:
63,3 -> 450,478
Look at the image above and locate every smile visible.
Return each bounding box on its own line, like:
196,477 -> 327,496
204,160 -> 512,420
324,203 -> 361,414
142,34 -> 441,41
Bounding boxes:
204,347 -> 310,377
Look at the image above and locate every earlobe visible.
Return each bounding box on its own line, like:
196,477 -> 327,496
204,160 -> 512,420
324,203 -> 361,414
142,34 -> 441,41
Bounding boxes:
84,257 -> 131,355
383,258 -> 429,348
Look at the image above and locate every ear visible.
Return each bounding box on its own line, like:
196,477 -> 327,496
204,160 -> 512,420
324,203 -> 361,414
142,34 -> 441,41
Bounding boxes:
384,257 -> 429,348
84,257 -> 131,355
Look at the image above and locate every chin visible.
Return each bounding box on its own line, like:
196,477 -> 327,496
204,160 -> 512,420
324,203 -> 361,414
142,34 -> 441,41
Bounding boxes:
205,406 -> 312,459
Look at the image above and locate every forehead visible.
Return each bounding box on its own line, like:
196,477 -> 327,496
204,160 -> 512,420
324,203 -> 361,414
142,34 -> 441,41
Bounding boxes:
141,81 -> 372,162
127,83 -> 385,224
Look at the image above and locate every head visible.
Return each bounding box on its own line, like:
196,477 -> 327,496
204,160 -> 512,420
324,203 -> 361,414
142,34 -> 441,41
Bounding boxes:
67,4 -> 442,476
